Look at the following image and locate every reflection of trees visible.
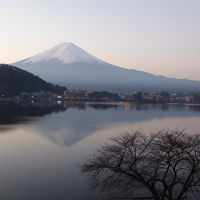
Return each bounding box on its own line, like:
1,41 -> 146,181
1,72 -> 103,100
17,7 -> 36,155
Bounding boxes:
82,130 -> 200,200
0,102 -> 88,126
63,102 -> 86,110
0,103 -> 67,125
160,104 -> 169,111
88,104 -> 118,110
124,103 -> 200,113
185,105 -> 200,112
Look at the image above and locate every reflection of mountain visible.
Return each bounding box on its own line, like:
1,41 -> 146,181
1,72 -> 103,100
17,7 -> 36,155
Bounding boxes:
30,103 -> 200,147
0,102 -> 119,127
0,103 -> 200,146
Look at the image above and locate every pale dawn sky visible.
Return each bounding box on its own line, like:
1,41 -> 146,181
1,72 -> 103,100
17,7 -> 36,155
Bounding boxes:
0,0 -> 200,80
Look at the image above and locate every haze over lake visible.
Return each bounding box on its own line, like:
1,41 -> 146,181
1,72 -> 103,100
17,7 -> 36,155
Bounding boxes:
0,102 -> 199,200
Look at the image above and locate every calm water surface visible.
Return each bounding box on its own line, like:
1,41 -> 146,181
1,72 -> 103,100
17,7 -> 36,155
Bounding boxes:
0,102 -> 200,200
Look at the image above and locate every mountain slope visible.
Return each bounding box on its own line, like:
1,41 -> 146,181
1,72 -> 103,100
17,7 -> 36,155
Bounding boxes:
0,64 -> 66,96
13,43 -> 200,92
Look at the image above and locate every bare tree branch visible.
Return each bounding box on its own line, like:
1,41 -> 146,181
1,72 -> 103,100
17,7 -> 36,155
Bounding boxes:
82,130 -> 200,200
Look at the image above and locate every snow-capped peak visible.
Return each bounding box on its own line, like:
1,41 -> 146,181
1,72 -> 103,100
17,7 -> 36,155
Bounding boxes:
24,42 -> 105,64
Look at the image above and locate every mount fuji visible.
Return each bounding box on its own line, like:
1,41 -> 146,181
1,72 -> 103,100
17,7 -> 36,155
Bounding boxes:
13,43 -> 200,92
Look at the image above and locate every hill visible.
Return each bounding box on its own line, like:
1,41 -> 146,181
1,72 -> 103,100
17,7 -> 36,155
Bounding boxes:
0,64 -> 66,96
13,43 -> 200,92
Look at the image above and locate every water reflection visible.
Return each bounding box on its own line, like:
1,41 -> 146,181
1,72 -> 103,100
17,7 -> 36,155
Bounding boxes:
0,103 -> 199,200
1,102 -> 199,147
1,102 -> 200,123
0,103 -> 63,133
0,102 -> 121,126
0,102 -> 199,125
62,101 -> 86,110
88,103 -> 118,110
1,102 -> 200,145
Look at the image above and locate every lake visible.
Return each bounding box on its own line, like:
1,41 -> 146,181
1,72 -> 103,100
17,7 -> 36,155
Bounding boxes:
0,102 -> 200,200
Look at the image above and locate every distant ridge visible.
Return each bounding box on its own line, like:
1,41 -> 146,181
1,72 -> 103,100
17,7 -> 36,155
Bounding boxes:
13,43 -> 200,92
0,64 -> 66,96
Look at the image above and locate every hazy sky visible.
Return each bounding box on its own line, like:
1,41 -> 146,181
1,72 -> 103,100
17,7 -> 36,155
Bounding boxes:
0,0 -> 200,80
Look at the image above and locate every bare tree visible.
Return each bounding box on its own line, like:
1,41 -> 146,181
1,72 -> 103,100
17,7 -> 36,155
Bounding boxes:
81,130 -> 200,200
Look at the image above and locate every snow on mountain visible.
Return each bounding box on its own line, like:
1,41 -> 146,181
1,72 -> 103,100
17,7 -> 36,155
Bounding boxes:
23,42 -> 105,65
13,42 -> 200,92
